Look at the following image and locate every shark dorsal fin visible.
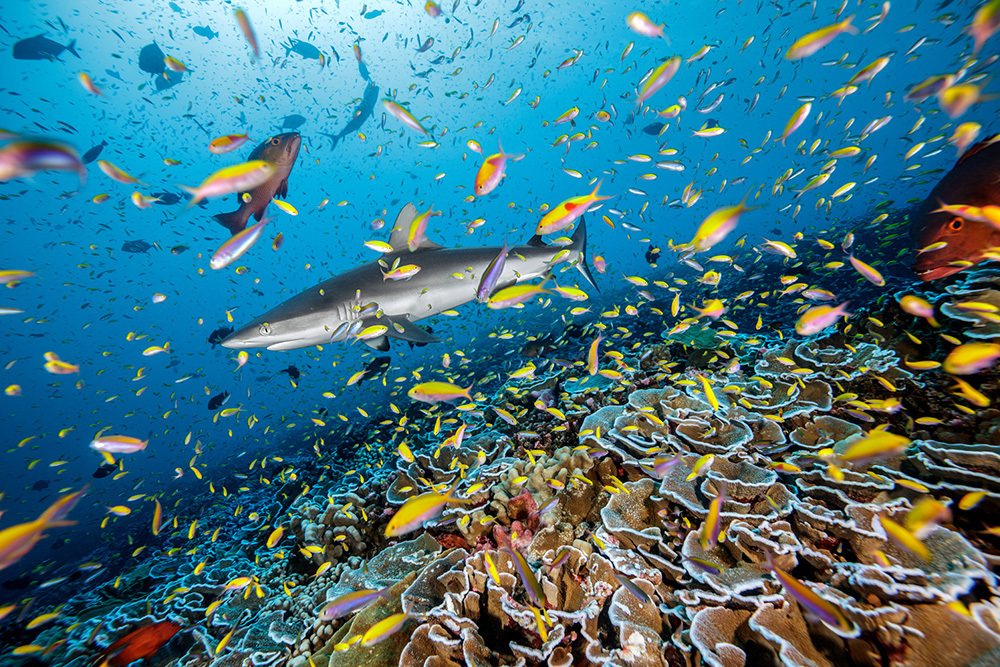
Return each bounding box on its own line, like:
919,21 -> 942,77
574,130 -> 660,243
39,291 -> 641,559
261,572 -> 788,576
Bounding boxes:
388,203 -> 444,252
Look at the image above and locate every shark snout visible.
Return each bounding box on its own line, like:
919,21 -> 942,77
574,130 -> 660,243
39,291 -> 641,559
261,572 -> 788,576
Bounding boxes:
219,324 -> 261,349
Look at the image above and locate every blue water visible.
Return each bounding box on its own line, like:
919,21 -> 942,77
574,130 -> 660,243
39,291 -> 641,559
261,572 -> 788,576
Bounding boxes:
0,0 -> 998,656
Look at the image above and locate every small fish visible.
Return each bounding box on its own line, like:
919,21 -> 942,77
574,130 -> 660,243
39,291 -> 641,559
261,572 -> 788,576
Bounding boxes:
90,434 -> 148,454
476,239 -> 509,303
98,159 -> 145,185
78,72 -> 104,96
612,571 -> 651,603
785,15 -> 857,60
848,254 -> 885,286
535,180 -> 611,235
487,283 -> 550,309
383,99 -> 429,134
184,161 -> 278,207
408,381 -> 472,403
360,612 -> 410,646
795,302 -> 851,336
688,193 -> 754,252
626,11 -> 665,39
879,515 -> 930,560
207,390 -> 230,410
700,483 -> 726,550
943,342 -> 1000,375
0,141 -> 85,184
208,327 -> 234,346
209,134 -> 251,155
319,587 -> 391,620
210,216 -> 271,270
766,552 -> 859,637
385,480 -> 471,536
505,547 -> 545,606
777,103 -> 811,145
0,488 -> 84,570
475,140 -> 512,196
635,57 -> 681,105
840,431 -> 910,463
234,9 -> 259,57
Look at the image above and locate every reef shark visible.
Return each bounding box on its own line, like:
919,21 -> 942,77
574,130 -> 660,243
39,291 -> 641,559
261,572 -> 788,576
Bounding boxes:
222,203 -> 598,351
320,80 -> 379,150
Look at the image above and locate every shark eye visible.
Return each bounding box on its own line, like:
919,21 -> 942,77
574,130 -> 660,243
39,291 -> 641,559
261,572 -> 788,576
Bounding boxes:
948,217 -> 963,232
270,137 -> 280,146
259,324 -> 272,336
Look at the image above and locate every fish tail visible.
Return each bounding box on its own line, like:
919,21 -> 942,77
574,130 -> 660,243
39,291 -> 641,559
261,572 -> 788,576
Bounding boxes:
65,39 -> 80,58
39,487 -> 86,525
213,210 -> 248,235
570,218 -> 600,292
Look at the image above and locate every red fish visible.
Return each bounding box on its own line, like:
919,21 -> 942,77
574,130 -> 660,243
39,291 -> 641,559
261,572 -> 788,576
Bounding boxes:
212,133 -> 301,235
911,136 -> 1000,280
97,621 -> 183,666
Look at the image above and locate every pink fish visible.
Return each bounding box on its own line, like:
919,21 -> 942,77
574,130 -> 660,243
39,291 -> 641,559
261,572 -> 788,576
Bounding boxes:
0,488 -> 84,570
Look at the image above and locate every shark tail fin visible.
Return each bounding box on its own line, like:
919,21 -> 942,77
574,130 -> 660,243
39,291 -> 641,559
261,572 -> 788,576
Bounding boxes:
570,217 -> 599,292
65,39 -> 80,58
213,210 -> 247,235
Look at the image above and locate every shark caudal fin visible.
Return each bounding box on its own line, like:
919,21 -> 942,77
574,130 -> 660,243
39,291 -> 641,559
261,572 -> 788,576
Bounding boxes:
213,210 -> 247,235
570,217 -> 599,292
65,39 -> 80,59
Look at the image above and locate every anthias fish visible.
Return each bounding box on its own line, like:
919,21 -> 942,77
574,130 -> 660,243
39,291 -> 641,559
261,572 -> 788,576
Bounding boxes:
911,136 -> 1000,280
212,133 -> 301,235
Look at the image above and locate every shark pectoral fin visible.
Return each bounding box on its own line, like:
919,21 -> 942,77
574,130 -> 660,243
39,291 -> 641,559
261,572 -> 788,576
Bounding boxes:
385,317 -> 441,345
362,335 -> 390,351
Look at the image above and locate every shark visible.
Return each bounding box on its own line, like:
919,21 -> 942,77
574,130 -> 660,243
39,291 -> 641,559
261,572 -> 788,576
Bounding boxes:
222,203 -> 598,351
320,80 -> 379,150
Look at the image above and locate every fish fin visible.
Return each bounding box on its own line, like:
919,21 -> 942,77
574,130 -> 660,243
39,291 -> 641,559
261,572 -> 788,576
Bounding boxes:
319,132 -> 340,150
213,210 -> 247,235
570,217 -> 600,292
383,316 -> 441,346
956,138 -> 999,165
388,203 -> 418,250
525,234 -> 547,247
387,203 -> 444,251
279,178 -> 289,199
362,335 -> 390,352
65,39 -> 79,58
254,207 -> 265,222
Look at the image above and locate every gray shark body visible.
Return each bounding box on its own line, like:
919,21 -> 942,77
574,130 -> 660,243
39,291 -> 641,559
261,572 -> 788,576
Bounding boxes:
222,203 -> 597,351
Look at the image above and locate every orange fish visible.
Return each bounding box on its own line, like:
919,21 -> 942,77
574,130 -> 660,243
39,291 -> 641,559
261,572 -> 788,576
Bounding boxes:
99,621 -> 183,666
911,137 -> 1000,280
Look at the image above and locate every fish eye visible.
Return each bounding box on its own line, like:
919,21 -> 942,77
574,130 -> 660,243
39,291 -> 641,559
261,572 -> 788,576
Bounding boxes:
270,137 -> 280,146
948,217 -> 963,232
259,324 -> 272,335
